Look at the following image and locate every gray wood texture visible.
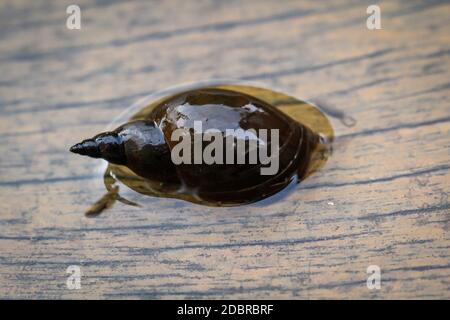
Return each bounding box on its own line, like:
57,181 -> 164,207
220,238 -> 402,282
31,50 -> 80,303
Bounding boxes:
0,0 -> 449,299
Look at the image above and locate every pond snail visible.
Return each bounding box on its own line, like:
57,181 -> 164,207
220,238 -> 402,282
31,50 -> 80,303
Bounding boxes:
70,85 -> 333,212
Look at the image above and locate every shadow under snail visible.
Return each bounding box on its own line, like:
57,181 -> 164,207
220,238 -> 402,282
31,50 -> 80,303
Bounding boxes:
70,85 -> 334,215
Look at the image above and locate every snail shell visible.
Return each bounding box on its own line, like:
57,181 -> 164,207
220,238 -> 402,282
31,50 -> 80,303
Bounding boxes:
71,88 -> 320,204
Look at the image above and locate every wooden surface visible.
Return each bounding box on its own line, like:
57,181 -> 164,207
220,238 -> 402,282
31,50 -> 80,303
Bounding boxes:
0,0 -> 449,299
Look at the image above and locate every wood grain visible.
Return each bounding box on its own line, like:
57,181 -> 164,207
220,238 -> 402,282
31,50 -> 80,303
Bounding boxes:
0,0 -> 449,299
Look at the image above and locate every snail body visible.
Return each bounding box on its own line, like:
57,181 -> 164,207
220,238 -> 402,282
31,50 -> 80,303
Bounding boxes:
71,86 -> 331,208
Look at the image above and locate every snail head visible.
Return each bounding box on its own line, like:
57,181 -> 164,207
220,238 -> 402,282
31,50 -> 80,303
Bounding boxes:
70,131 -> 126,165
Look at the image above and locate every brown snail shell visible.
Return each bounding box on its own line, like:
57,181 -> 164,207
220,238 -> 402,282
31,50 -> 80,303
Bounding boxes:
70,85 -> 333,211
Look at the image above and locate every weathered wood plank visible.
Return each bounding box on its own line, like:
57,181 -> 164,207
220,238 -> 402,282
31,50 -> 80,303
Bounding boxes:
0,0 -> 449,299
